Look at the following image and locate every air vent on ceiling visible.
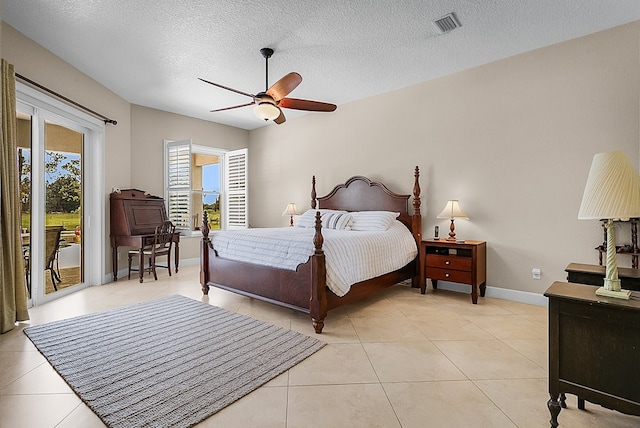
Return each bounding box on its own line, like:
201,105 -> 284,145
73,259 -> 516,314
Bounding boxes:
434,13 -> 460,34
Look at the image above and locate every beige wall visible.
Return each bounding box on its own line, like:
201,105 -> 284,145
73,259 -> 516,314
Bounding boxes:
2,24 -> 132,195
248,22 -> 640,296
4,18 -> 640,296
2,23 -> 131,281
2,23 -> 249,276
129,105 -> 249,259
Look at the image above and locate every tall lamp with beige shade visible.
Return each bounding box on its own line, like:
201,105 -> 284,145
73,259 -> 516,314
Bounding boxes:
578,151 -> 640,299
436,200 -> 469,241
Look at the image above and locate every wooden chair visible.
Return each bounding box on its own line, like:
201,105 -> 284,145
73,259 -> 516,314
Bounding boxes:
45,226 -> 64,291
128,221 -> 176,281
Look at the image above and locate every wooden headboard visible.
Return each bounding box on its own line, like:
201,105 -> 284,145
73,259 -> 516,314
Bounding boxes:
311,167 -> 421,231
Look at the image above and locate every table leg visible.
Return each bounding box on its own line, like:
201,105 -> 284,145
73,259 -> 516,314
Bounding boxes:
471,283 -> 478,304
480,282 -> 486,297
547,395 -> 561,428
175,241 -> 179,273
112,246 -> 119,281
420,250 -> 426,294
138,248 -> 144,283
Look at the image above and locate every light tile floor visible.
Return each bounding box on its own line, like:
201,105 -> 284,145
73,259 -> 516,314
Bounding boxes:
1,265 -> 639,427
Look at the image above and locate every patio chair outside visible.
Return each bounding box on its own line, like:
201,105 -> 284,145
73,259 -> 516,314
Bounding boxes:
45,226 -> 64,291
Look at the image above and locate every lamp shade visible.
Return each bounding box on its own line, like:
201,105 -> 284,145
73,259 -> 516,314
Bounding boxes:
436,200 -> 469,220
282,203 -> 300,216
578,151 -> 640,220
254,102 -> 280,121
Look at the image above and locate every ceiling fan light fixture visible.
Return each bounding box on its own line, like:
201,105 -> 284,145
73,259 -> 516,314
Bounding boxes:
201,47 -> 336,125
254,101 -> 280,121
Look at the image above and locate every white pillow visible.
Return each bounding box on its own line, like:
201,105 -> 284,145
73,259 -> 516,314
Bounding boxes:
294,209 -> 319,228
295,209 -> 353,230
350,211 -> 400,231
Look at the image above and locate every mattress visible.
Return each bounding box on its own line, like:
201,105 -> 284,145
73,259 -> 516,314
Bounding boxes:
210,221 -> 418,296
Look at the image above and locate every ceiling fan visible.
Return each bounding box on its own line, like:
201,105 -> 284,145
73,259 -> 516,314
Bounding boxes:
199,48 -> 337,125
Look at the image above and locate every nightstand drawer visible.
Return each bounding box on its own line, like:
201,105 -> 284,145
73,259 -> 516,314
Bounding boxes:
426,254 -> 472,271
427,267 -> 473,284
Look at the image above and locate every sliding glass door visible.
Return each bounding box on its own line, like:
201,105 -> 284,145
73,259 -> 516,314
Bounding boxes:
17,83 -> 104,306
44,119 -> 84,296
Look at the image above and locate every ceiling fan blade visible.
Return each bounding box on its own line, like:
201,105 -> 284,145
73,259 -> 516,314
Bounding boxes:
273,108 -> 286,124
279,98 -> 337,112
209,102 -> 254,113
266,72 -> 302,101
198,77 -> 256,99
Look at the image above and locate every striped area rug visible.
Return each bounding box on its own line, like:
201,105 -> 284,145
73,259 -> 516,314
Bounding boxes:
24,295 -> 324,428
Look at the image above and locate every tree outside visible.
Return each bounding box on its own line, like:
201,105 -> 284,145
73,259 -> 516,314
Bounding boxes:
20,149 -> 81,231
203,193 -> 221,229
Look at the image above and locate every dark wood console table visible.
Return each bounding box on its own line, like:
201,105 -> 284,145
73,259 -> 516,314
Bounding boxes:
565,263 -> 640,291
544,282 -> 640,427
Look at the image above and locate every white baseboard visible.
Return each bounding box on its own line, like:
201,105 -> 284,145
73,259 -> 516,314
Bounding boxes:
99,262 -> 548,308
433,281 -> 548,307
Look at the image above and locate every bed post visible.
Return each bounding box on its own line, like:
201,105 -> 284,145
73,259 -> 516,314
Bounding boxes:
309,211 -> 327,333
311,175 -> 317,209
200,211 -> 211,295
412,166 -> 423,290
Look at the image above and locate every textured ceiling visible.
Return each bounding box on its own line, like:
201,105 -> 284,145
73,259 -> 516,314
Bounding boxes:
4,0 -> 640,130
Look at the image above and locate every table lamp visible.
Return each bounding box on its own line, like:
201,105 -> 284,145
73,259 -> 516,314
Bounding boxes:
282,203 -> 300,226
436,200 -> 469,241
578,151 -> 640,299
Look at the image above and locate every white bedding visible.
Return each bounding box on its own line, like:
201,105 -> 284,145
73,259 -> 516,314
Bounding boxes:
210,221 -> 418,296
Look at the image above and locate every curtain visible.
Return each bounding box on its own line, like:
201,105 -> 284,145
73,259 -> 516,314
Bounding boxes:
0,59 -> 29,333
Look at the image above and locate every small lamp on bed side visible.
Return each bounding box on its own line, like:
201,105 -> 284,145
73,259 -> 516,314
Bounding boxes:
437,200 -> 469,241
282,203 -> 300,227
578,151 -> 640,299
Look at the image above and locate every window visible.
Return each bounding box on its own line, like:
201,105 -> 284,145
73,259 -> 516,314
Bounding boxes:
164,139 -> 248,233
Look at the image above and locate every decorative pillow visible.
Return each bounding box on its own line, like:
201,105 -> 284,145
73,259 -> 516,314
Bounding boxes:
321,211 -> 353,230
350,211 -> 400,231
294,209 -> 353,230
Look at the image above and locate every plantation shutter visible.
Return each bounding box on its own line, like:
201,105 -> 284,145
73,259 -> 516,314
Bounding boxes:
224,148 -> 248,229
165,139 -> 192,231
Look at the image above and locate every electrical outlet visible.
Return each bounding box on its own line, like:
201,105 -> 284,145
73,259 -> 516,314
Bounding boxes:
532,268 -> 541,280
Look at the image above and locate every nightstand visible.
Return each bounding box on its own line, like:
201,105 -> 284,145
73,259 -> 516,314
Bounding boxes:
421,239 -> 487,304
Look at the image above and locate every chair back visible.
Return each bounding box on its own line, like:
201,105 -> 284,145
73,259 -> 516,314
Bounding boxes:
152,221 -> 175,255
45,226 -> 64,267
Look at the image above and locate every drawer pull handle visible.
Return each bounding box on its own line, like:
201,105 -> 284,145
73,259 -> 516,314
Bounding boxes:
445,273 -> 450,278
445,260 -> 451,265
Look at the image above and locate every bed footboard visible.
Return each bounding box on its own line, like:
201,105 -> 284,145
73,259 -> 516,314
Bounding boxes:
200,211 -> 330,333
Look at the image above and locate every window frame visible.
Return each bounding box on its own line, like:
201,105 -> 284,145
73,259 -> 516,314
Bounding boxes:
164,139 -> 248,236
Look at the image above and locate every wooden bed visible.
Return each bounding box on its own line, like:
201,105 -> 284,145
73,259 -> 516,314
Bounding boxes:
200,166 -> 422,333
